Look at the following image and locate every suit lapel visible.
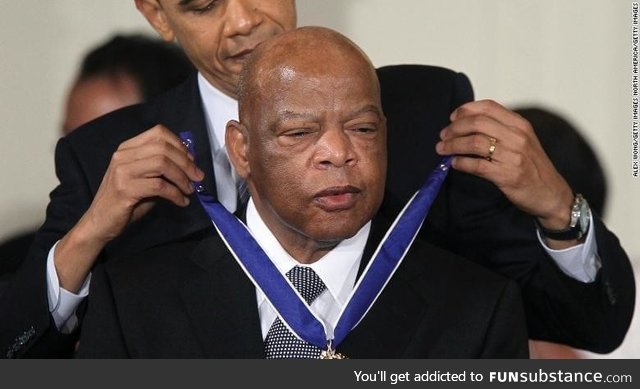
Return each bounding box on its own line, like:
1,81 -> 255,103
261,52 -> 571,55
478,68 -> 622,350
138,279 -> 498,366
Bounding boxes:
179,233 -> 264,358
166,74 -> 217,195
343,216 -> 432,358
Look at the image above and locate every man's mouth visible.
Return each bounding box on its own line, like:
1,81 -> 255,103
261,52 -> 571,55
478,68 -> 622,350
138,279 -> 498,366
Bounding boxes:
228,48 -> 255,62
314,186 -> 361,211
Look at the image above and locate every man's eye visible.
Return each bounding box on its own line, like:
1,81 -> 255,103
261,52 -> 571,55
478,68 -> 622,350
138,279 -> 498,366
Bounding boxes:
285,130 -> 312,138
192,0 -> 219,14
354,126 -> 377,133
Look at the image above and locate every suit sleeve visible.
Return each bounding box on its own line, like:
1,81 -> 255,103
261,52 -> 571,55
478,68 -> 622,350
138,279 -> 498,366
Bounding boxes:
522,217 -> 635,353
480,280 -> 529,358
377,64 -> 635,353
76,264 -> 128,358
436,170 -> 635,353
0,137 -> 92,358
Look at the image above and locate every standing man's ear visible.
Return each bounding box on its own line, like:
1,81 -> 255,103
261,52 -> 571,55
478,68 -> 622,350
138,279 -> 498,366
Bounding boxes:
135,0 -> 175,42
226,120 -> 251,180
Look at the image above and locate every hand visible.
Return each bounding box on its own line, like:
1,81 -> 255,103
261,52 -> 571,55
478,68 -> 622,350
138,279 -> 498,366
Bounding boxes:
436,100 -> 575,234
55,125 -> 205,291
83,124 -> 204,241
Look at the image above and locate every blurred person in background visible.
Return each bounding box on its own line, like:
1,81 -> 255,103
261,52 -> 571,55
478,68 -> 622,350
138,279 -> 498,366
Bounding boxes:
0,34 -> 193,290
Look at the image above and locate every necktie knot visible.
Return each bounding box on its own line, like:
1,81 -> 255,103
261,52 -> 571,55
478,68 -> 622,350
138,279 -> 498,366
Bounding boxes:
286,266 -> 326,304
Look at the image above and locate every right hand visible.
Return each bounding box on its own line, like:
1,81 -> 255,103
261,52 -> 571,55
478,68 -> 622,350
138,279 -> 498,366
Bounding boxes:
84,124 -> 205,243
55,125 -> 204,291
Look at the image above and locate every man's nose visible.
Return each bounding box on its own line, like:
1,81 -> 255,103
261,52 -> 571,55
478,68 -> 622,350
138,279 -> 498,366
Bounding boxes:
314,128 -> 357,169
223,0 -> 264,37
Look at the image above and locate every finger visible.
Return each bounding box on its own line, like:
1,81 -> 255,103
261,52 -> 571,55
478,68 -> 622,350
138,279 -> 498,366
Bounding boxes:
449,155 -> 512,186
113,140 -> 204,182
441,113 -> 516,143
437,133 -> 503,161
119,125 -> 193,158
440,113 -> 537,161
125,154 -> 198,196
450,100 -> 531,130
127,176 -> 191,207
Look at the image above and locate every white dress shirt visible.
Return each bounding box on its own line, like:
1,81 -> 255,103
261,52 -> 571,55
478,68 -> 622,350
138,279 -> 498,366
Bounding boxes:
45,74 -> 602,331
197,73 -> 241,212
245,198 -> 368,340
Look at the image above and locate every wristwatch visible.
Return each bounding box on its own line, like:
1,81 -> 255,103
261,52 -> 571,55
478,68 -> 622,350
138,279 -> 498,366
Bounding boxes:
537,193 -> 591,241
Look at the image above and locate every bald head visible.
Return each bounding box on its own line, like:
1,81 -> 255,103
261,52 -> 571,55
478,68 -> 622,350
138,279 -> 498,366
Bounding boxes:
237,27 -> 379,121
225,26 -> 386,262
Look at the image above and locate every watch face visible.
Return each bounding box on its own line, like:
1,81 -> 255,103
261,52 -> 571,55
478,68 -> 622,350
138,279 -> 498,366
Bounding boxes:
579,200 -> 591,233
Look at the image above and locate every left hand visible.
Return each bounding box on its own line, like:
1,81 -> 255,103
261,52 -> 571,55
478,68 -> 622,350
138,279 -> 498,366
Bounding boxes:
436,100 -> 574,233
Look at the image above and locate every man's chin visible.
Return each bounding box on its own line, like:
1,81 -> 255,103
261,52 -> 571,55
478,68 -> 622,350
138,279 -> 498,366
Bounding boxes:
307,223 -> 364,245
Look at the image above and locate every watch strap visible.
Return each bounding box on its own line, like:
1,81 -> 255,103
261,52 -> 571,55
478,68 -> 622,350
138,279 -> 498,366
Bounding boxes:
536,194 -> 589,241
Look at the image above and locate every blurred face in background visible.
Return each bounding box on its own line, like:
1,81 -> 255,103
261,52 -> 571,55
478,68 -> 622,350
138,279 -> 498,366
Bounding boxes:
62,74 -> 142,135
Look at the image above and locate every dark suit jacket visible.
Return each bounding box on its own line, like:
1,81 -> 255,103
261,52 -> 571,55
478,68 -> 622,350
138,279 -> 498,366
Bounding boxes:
77,217 -> 529,358
0,66 -> 634,357
0,231 -> 36,299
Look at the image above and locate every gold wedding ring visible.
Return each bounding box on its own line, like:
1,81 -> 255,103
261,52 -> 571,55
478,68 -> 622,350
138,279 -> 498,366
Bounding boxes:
486,137 -> 497,161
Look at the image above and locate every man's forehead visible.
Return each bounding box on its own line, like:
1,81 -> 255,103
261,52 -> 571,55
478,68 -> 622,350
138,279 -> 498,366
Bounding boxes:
257,60 -> 375,87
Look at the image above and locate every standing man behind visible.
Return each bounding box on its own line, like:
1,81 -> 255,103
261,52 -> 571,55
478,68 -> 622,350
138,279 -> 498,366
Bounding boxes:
0,0 -> 633,357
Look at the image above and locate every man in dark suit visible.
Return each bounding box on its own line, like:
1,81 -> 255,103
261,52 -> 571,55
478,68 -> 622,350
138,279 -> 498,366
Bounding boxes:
77,27 -> 529,358
0,0 -> 633,358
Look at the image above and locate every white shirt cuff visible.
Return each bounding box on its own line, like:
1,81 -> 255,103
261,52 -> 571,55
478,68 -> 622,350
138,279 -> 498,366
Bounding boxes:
537,213 -> 601,283
46,241 -> 91,333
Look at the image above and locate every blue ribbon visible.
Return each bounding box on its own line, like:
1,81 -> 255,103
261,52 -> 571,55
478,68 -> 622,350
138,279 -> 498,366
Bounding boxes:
180,131 -> 451,350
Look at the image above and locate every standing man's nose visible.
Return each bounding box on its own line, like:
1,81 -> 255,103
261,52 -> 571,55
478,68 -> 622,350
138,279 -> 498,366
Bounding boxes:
223,0 -> 264,37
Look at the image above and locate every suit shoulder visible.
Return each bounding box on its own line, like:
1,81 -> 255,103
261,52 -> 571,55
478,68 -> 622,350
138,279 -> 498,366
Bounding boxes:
63,73 -> 197,153
376,64 -> 470,92
377,64 -> 463,80
64,100 -> 158,153
376,64 -> 474,120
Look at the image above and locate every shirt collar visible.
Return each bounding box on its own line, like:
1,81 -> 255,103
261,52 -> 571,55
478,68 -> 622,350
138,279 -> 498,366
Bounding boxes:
197,73 -> 238,156
246,198 -> 370,306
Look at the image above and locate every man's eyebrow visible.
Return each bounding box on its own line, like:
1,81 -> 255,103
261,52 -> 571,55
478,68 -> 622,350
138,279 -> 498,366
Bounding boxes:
277,104 -> 383,123
353,105 -> 383,118
277,110 -> 315,121
276,106 -> 382,121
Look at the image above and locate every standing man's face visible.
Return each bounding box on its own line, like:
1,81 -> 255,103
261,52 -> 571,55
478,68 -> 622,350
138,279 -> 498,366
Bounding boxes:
135,0 -> 296,98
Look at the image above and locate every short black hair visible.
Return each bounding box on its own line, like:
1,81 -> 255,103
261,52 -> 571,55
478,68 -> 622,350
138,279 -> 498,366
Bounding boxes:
515,107 -> 607,216
78,34 -> 194,100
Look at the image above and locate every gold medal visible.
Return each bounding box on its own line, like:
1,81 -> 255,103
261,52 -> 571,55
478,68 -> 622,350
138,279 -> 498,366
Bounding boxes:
320,341 -> 347,359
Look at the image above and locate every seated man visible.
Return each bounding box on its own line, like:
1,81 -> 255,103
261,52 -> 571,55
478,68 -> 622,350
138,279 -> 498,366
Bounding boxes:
77,27 -> 528,358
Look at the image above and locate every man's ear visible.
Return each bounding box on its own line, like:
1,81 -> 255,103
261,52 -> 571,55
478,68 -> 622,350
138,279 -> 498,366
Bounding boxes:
134,0 -> 175,42
226,120 -> 251,179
